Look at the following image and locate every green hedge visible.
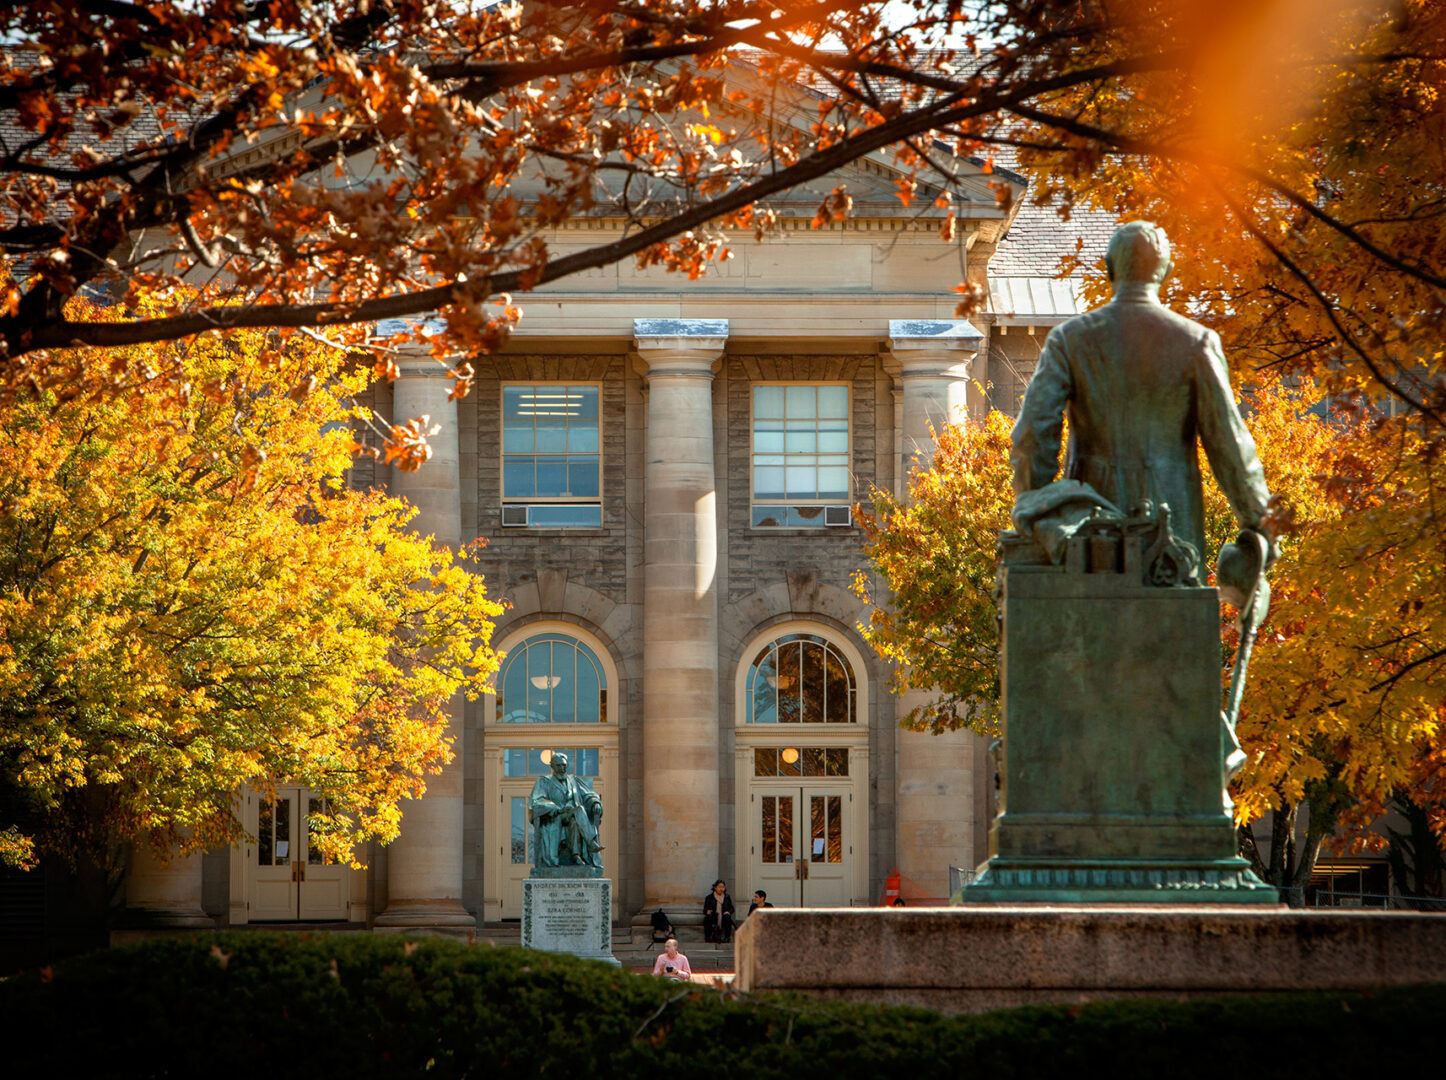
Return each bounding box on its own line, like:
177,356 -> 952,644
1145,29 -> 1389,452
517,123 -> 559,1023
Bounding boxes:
0,932 -> 1439,1077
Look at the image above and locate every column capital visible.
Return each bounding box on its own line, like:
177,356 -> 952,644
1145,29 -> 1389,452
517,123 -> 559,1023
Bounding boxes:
887,319 -> 983,378
633,318 -> 728,378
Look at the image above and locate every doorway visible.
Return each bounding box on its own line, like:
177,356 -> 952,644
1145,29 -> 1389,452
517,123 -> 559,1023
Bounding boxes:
748,783 -> 855,907
242,786 -> 355,922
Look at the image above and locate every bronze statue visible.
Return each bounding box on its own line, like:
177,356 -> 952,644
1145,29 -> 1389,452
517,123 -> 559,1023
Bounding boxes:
1011,220 -> 1271,560
528,751 -> 604,871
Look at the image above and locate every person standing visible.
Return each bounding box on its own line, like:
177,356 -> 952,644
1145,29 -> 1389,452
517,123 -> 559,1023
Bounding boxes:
702,879 -> 735,943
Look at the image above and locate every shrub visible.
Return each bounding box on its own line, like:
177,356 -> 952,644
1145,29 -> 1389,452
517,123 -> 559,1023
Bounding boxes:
0,932 -> 1439,1077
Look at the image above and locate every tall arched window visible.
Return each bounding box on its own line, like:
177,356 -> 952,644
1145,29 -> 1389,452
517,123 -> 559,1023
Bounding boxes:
497,633 -> 607,724
746,633 -> 856,724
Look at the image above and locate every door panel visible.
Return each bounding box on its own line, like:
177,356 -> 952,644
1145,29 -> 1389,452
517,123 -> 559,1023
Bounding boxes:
249,787 -> 351,921
751,791 -> 801,906
298,794 -> 349,920
252,788 -> 300,920
749,785 -> 853,908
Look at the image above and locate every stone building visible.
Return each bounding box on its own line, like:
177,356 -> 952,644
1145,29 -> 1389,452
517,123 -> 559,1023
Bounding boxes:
107,151 -> 1118,932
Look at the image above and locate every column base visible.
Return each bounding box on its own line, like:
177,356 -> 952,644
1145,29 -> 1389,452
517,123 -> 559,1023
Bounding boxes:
373,898 -> 476,928
960,857 -> 1280,905
115,906 -> 216,930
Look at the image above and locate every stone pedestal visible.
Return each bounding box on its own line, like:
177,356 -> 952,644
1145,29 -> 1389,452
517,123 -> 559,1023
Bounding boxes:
522,871 -> 618,965
735,907 -> 1446,1014
965,565 -> 1276,903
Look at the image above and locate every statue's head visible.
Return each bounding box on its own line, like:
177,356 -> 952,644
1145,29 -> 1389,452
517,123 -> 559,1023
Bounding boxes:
1105,221 -> 1172,287
549,751 -> 568,775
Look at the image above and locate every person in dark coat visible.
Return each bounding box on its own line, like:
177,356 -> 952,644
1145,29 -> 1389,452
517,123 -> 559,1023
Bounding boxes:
702,879 -> 735,943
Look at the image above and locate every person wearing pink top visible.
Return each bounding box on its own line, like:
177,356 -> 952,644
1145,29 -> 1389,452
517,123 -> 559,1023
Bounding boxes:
651,937 -> 692,981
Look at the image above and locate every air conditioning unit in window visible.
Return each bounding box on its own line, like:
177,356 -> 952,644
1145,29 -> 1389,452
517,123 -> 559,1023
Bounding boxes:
501,504 -> 530,527
824,505 -> 852,527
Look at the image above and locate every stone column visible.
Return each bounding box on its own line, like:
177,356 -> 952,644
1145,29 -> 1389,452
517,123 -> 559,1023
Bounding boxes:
122,840 -> 212,928
375,356 -> 473,928
633,318 -> 727,907
887,320 -> 985,898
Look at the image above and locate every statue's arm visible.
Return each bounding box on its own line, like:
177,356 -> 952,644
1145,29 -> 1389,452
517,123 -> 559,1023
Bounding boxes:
1011,329 -> 1073,493
1194,330 -> 1271,531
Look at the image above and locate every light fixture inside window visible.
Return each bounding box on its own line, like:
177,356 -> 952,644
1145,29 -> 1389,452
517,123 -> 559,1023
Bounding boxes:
530,675 -> 562,690
781,747 -> 800,765
539,749 -> 553,765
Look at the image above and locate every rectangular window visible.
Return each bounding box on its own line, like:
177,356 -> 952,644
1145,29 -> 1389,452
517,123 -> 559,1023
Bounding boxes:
502,384 -> 602,528
751,383 -> 850,528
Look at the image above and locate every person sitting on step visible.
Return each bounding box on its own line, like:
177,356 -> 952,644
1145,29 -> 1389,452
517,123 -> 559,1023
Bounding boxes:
702,879 -> 736,943
651,937 -> 692,981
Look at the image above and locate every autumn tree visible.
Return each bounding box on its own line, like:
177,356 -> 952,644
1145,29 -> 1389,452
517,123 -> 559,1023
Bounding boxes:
852,412 -> 1015,736
0,295 -> 503,870
0,2 -> 1438,460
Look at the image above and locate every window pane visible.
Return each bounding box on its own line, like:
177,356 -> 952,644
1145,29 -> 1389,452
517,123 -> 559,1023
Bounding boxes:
568,458 -> 600,498
754,747 -> 778,776
790,505 -> 826,526
526,505 -> 602,528
536,460 -> 568,496
826,748 -> 849,776
818,427 -> 849,453
275,797 -> 291,864
818,467 -> 850,500
754,466 -> 785,500
750,648 -> 778,723
778,641 -> 803,722
762,797 -> 776,863
258,800 -> 274,866
785,384 -> 816,418
784,426 -> 817,454
534,415 -> 567,453
503,748 -> 530,774
503,458 -> 535,498
307,796 -> 328,865
575,748 -> 599,776
753,427 -> 784,453
810,795 -> 825,862
567,425 -> 599,453
550,640 -> 576,724
751,506 -> 785,528
779,747 -> 801,777
827,795 -> 843,862
511,797 -> 528,863
803,745 -> 825,777
817,454 -> 850,469
575,657 -> 601,723
778,796 -> 794,861
818,385 -> 849,418
824,649 -> 853,723
785,465 -> 817,499
754,385 -> 784,419
504,423 -> 535,453
571,386 -> 599,420
801,642 -> 826,723
503,386 -> 531,423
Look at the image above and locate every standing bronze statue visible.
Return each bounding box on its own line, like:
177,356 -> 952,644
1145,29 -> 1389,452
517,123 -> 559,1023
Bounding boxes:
965,220 -> 1281,904
1011,220 -> 1271,561
528,751 -> 604,871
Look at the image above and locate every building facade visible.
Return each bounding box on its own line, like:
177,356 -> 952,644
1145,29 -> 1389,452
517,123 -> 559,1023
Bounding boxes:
117,159 -> 1118,931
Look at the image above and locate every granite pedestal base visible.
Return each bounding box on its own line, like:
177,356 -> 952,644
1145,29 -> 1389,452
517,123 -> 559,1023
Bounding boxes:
522,874 -> 618,966
966,565 -> 1276,904
734,907 -> 1446,1014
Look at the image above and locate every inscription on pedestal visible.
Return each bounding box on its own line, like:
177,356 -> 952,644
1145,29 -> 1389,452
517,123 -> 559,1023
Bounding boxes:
521,877 -> 617,964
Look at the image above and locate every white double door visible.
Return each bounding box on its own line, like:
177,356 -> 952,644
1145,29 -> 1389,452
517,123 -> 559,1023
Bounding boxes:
748,784 -> 855,907
248,786 -> 351,921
